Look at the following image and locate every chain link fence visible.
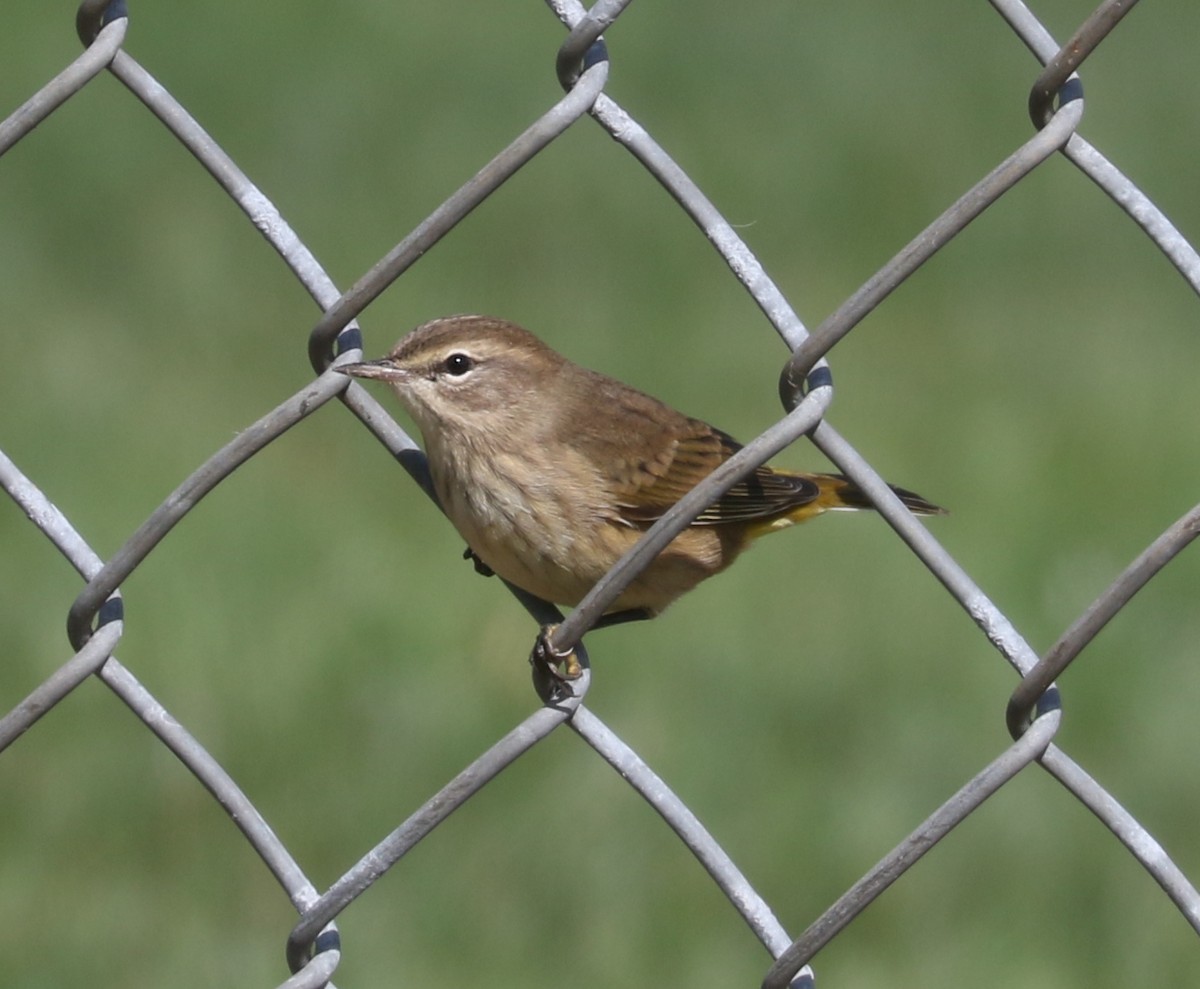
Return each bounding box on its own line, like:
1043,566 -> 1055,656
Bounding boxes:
2,1 -> 1198,986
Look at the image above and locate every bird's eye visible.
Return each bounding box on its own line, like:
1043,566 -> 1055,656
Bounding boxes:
442,352 -> 474,376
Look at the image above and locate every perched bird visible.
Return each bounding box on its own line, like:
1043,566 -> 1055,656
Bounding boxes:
338,315 -> 942,677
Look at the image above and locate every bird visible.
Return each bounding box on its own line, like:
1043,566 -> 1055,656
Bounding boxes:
338,314 -> 943,678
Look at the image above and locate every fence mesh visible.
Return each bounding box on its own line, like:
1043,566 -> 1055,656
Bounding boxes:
2,1 -> 1199,986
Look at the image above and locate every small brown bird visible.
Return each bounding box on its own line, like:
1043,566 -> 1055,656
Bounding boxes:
339,315 -> 942,672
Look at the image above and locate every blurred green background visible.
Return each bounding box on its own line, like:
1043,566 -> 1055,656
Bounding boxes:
2,2 -> 1199,986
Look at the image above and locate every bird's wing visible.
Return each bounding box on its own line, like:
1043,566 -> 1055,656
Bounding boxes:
604,417 -> 820,525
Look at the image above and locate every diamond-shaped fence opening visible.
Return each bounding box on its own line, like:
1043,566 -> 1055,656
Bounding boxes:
2,2 -> 1198,987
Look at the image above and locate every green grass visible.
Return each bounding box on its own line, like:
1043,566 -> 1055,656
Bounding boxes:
1,2 -> 1199,987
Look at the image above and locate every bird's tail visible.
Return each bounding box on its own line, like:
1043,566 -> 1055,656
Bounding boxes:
813,473 -> 945,516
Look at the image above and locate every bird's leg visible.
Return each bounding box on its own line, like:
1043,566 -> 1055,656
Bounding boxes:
462,546 -> 495,577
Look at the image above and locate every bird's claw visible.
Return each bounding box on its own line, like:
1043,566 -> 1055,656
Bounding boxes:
530,624 -> 582,695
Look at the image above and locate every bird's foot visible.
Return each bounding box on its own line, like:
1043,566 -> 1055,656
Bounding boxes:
530,624 -> 582,696
462,546 -> 495,577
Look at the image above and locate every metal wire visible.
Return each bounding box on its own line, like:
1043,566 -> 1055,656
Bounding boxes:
1,1 -> 1197,987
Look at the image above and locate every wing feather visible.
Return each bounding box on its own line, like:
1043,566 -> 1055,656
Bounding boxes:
606,418 -> 818,527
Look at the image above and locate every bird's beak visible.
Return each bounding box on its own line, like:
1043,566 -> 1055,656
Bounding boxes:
336,358 -> 402,381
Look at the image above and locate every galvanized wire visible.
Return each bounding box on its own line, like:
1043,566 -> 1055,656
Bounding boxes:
1,1 -> 1197,987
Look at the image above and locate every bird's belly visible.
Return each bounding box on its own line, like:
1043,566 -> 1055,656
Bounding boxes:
431,454 -> 742,615
435,466 -> 606,608
609,526 -> 740,614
